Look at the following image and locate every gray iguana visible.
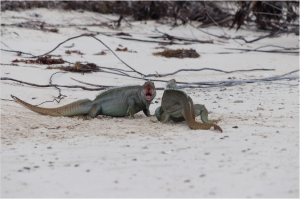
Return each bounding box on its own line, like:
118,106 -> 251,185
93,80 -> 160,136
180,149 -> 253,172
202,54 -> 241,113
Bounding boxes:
11,81 -> 156,119
155,79 -> 223,132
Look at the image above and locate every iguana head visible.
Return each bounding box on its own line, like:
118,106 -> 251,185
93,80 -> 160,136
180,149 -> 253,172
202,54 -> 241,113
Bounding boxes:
164,79 -> 178,90
141,81 -> 156,102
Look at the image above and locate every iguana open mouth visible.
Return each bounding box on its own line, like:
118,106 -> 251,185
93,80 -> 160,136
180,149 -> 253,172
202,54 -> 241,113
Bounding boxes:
144,84 -> 155,101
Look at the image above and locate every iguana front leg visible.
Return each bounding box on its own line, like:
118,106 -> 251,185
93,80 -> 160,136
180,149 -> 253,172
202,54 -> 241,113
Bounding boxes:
127,97 -> 138,118
143,108 -> 151,117
155,106 -> 164,121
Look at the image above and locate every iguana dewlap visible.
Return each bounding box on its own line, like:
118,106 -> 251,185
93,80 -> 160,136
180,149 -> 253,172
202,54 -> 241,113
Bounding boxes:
155,79 -> 223,132
11,81 -> 156,119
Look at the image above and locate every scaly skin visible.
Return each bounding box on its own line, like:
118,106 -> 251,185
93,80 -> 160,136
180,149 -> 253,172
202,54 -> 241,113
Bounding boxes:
157,79 -> 219,124
11,81 -> 156,119
155,79 -> 222,132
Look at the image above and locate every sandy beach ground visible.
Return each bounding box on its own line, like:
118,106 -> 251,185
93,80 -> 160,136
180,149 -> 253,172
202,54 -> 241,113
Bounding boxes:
1,8 -> 299,197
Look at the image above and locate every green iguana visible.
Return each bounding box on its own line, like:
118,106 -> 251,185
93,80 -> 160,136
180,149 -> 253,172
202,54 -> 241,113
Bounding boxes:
155,79 -> 223,132
11,81 -> 156,119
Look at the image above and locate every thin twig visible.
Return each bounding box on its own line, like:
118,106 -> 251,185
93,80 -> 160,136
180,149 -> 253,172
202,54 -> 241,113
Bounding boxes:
26,34 -> 145,76
204,10 -> 227,35
71,77 -> 113,88
225,47 -> 299,53
153,28 -> 213,43
68,75 -> 299,90
266,82 -> 298,86
1,48 -> 36,56
254,45 -> 299,51
1,77 -> 105,91
116,37 -> 185,45
49,71 -> 68,100
2,72 -> 298,94
84,36 -> 146,76
28,34 -> 90,58
145,68 -> 276,77
199,16 -> 234,28
176,76 -> 299,89
189,20 -> 293,43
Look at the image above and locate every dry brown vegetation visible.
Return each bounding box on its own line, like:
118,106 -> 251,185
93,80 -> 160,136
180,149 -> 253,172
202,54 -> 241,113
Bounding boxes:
1,1 -> 299,32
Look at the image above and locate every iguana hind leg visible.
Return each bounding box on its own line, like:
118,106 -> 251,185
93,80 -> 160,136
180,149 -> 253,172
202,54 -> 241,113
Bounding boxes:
155,106 -> 164,121
161,104 -> 182,123
88,104 -> 102,118
71,104 -> 102,120
183,104 -> 223,132
161,111 -> 170,123
194,104 -> 220,124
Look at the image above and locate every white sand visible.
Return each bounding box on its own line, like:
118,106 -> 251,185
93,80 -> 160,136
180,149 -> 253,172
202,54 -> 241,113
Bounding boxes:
1,9 -> 299,197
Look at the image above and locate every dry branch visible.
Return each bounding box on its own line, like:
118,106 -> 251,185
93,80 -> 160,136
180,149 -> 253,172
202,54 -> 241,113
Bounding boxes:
226,45 -> 299,53
1,48 -> 36,56
145,68 -> 275,78
177,76 -> 299,89
2,1 -> 298,32
183,69 -> 299,86
115,37 -> 184,45
1,70 -> 298,101
151,29 -> 214,44
1,77 -> 105,91
70,78 -> 112,88
2,34 -> 284,80
189,21 -> 295,44
28,34 -> 146,76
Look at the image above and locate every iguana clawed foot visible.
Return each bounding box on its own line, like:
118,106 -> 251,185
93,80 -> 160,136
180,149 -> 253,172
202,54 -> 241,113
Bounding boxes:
207,119 -> 220,124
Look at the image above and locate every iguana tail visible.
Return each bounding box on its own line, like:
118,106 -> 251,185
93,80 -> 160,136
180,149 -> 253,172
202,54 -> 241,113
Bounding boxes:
183,103 -> 223,132
11,95 -> 92,117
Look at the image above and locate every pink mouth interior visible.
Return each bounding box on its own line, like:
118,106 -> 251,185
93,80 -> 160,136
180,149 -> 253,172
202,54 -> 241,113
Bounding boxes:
144,84 -> 154,101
